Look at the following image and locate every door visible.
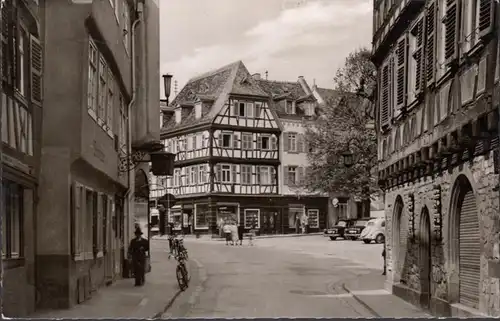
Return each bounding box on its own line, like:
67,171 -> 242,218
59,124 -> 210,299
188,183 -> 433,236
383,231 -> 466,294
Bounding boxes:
458,190 -> 480,309
419,208 -> 431,310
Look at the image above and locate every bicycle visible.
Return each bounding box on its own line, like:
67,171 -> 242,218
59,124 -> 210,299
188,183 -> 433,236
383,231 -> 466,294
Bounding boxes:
168,237 -> 190,291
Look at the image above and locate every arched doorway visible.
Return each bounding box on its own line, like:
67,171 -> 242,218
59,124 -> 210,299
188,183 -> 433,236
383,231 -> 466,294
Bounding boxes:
392,195 -> 408,283
419,206 -> 432,309
449,175 -> 480,310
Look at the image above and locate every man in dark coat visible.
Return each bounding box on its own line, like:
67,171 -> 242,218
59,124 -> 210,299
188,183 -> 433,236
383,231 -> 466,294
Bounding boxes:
128,228 -> 149,286
382,240 -> 387,276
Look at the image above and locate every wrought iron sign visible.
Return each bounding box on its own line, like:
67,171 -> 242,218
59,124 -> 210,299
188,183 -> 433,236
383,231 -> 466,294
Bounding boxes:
118,142 -> 175,176
432,184 -> 442,241
406,193 -> 415,242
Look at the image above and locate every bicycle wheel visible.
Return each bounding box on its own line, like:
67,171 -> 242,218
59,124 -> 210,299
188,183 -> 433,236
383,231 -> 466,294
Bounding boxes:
180,262 -> 190,284
176,264 -> 187,291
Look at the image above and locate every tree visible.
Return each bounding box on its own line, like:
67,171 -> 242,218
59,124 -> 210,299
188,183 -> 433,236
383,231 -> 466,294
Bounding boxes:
303,48 -> 378,204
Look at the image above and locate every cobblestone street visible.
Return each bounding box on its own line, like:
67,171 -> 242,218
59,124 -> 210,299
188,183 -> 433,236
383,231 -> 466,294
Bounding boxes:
161,236 -> 428,318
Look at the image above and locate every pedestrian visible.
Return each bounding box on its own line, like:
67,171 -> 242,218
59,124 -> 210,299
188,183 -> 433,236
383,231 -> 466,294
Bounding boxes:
304,215 -> 309,234
223,222 -> 232,245
237,223 -> 244,245
128,227 -> 149,286
230,222 -> 238,245
382,240 -> 387,276
249,221 -> 256,246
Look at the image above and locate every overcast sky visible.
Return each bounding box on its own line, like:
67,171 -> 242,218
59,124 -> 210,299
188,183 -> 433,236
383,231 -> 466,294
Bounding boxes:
159,0 -> 372,99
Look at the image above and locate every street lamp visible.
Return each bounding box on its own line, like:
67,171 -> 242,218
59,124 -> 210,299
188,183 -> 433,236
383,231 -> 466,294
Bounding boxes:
342,149 -> 355,168
163,74 -> 173,104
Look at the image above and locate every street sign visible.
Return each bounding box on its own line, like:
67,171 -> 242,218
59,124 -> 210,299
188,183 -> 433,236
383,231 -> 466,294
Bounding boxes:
331,198 -> 339,207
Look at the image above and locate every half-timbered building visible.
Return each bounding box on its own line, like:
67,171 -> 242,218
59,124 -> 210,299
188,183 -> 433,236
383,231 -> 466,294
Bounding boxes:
158,61 -> 292,235
1,0 -> 43,316
373,0 -> 499,316
257,76 -> 329,233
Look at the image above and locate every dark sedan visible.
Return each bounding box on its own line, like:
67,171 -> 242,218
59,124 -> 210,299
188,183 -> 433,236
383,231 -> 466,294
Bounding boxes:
323,219 -> 355,240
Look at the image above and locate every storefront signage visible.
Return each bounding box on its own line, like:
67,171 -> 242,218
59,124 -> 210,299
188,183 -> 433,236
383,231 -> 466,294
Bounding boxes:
217,205 -> 238,224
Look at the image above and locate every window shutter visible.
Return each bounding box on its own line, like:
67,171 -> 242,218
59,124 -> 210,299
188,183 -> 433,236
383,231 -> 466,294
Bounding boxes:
444,0 -> 458,61
96,192 -> 103,254
29,34 -> 43,105
257,136 -> 262,150
298,167 -> 305,185
297,134 -> 304,153
283,166 -> 289,185
231,165 -> 237,183
395,35 -> 408,110
1,1 -> 11,84
10,3 -> 18,87
271,167 -> 276,184
71,183 -> 82,259
414,19 -> 424,94
216,164 -> 221,182
284,133 -> 290,151
232,134 -> 238,148
425,2 -> 436,86
232,100 -> 238,116
256,166 -> 261,184
478,0 -> 495,38
217,134 -> 223,148
270,136 -> 277,150
380,64 -> 390,127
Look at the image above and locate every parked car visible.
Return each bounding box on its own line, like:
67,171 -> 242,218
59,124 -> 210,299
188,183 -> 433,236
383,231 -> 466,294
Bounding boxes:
360,218 -> 385,244
344,218 -> 372,240
323,219 -> 354,240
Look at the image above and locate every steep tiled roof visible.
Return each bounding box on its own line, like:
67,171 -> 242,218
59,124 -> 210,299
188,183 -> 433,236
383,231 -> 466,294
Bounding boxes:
161,61 -> 270,134
315,87 -> 340,105
257,79 -> 308,101
258,79 -> 317,118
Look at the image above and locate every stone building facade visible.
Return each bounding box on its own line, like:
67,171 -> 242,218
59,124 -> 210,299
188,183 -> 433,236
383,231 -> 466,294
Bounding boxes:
34,0 -> 160,313
373,0 -> 500,317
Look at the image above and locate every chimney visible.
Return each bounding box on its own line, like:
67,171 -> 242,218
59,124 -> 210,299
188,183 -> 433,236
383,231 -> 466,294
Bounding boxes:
252,73 -> 261,80
298,76 -> 312,95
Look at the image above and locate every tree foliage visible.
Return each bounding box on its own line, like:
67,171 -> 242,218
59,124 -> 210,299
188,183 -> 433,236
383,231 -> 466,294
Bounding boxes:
303,48 -> 378,199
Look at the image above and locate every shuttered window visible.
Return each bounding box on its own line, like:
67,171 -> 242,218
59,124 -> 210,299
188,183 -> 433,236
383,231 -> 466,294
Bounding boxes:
411,18 -> 424,97
396,35 -> 408,110
425,2 -> 436,85
444,0 -> 458,61
478,0 -> 495,38
380,64 -> 390,128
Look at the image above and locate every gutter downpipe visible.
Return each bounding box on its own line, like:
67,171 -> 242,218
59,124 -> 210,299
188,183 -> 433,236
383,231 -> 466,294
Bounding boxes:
124,5 -> 142,252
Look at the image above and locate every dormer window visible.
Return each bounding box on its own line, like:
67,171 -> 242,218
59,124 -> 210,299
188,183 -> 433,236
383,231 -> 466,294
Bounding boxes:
195,102 -> 202,119
286,100 -> 295,114
175,109 -> 181,123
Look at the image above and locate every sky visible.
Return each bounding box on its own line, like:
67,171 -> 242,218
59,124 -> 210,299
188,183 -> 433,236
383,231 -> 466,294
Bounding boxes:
159,0 -> 373,99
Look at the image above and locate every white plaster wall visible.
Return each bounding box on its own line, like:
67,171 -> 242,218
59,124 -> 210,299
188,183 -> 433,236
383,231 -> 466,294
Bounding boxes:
279,119 -> 311,196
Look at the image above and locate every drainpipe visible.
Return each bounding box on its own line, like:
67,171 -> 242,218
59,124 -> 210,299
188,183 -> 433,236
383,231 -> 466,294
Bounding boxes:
139,0 -> 149,141
123,3 -> 143,248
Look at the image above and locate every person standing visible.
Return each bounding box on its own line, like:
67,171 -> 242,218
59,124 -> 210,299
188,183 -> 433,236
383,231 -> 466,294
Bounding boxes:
223,222 -> 232,245
128,228 -> 149,286
237,223 -> 244,245
382,240 -> 387,275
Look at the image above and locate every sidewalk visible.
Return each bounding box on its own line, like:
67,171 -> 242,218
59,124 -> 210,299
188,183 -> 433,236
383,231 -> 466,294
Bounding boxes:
342,271 -> 430,318
30,249 -> 184,319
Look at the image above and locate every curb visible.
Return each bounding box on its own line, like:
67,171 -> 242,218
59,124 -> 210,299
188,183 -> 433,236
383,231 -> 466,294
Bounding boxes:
151,256 -> 198,318
341,283 -> 381,318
